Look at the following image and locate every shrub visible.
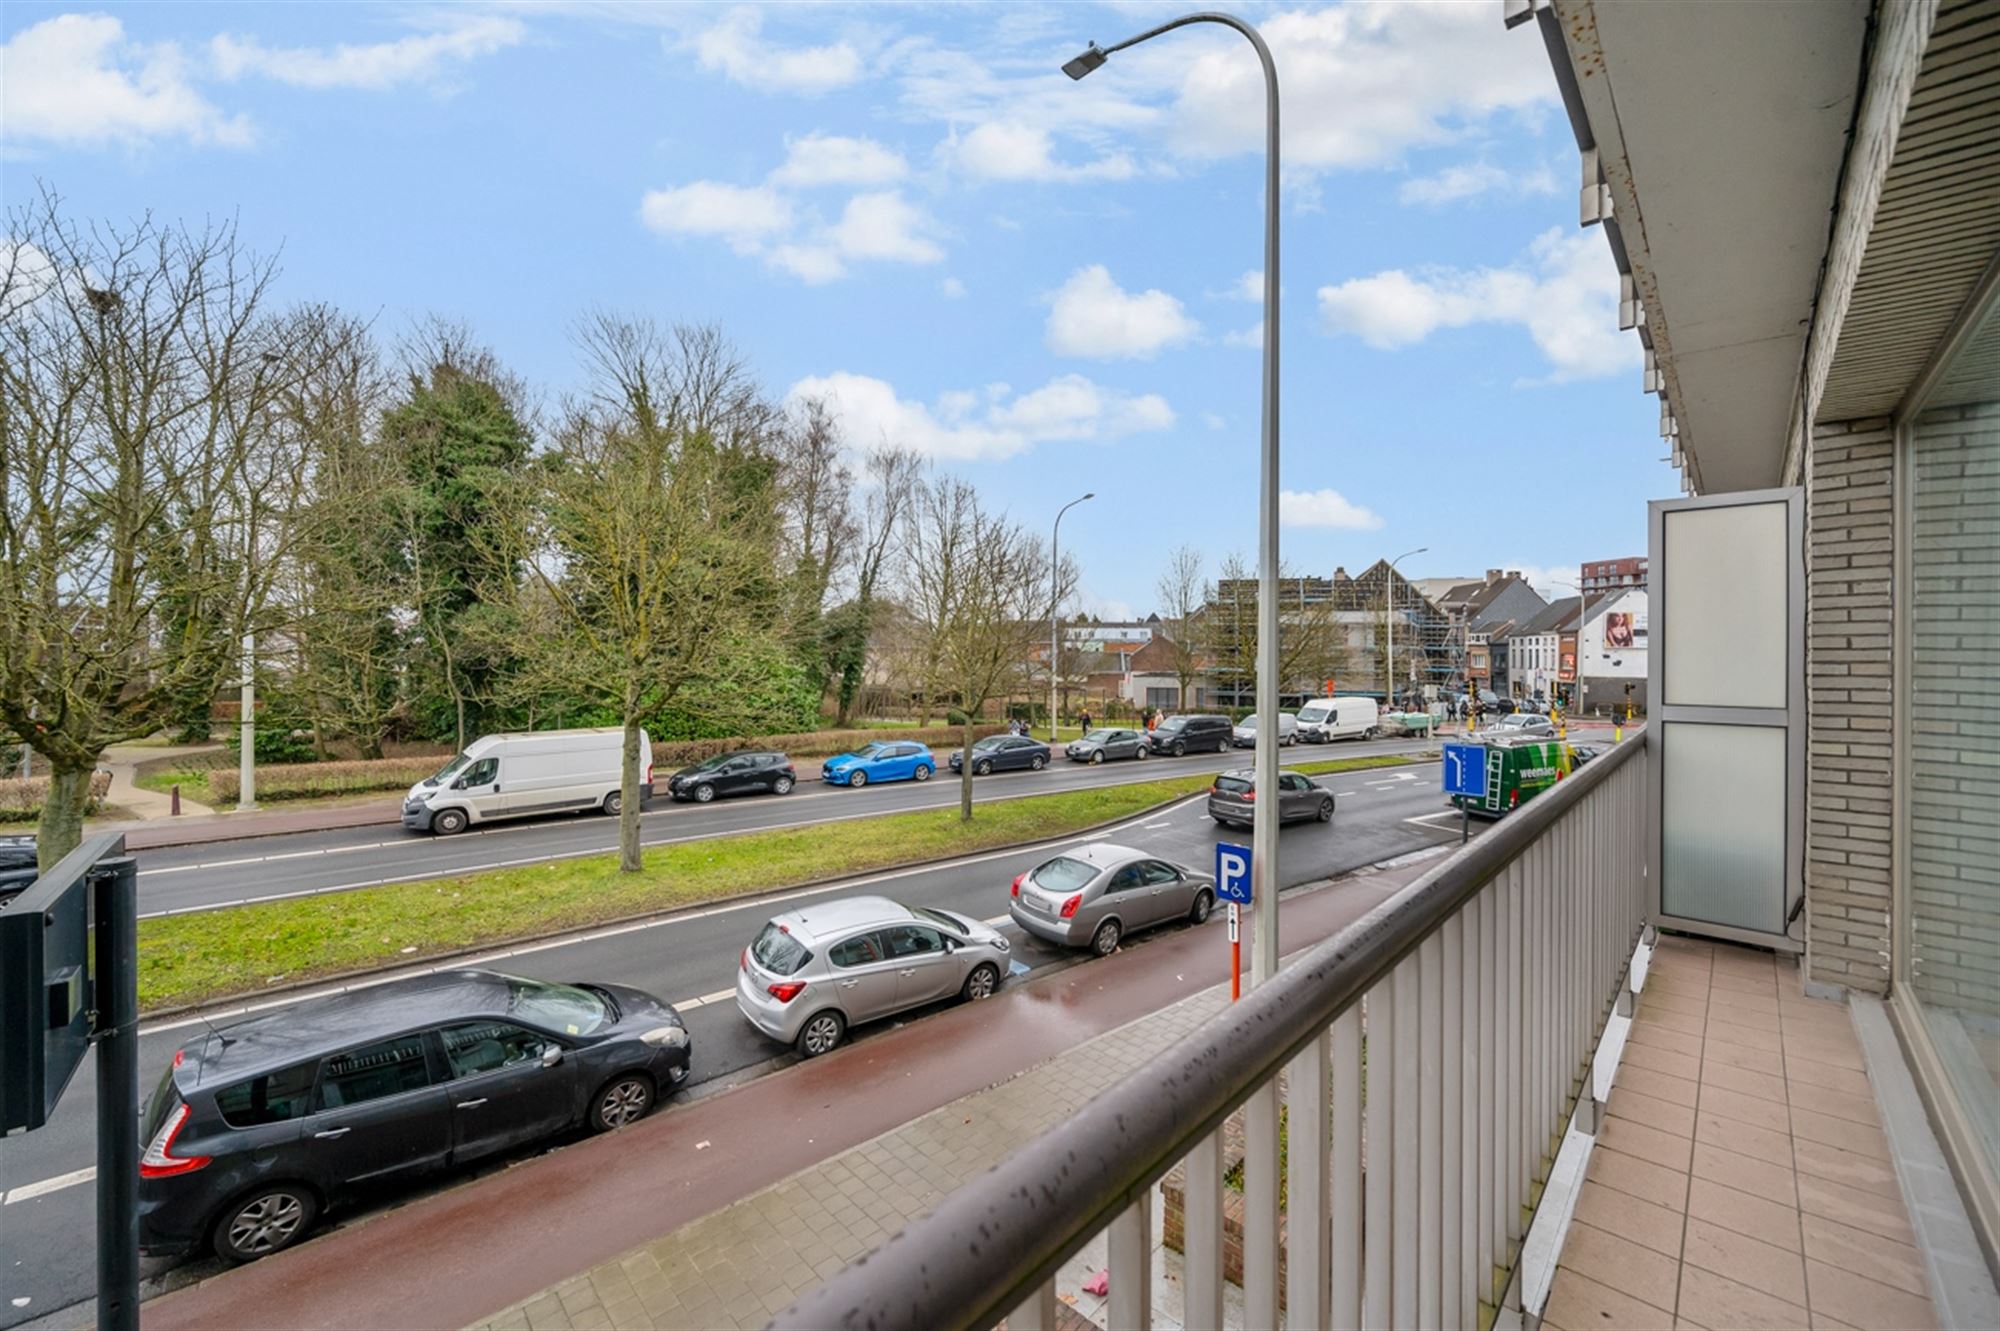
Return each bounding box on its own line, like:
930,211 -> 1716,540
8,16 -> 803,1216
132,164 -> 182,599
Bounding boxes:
224,727 -> 319,765
207,758 -> 442,805
0,770 -> 114,821
945,709 -> 970,727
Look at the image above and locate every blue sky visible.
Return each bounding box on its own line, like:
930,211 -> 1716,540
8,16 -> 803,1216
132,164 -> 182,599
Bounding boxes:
1,1 -> 1678,618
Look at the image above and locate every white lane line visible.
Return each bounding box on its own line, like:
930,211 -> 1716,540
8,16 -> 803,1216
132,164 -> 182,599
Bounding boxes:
1140,820 -> 1172,830
3,1167 -> 95,1205
143,793 -> 1211,1038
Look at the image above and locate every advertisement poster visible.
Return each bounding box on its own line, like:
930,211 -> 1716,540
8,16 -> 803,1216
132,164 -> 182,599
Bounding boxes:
1558,632 -> 1578,682
1603,609 -> 1648,651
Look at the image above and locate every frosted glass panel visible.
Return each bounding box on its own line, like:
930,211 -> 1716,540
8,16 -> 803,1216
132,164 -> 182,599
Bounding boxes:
1662,503 -> 1788,708
1661,722 -> 1786,933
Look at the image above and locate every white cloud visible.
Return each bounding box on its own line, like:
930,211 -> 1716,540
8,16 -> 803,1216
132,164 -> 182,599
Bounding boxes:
1316,228 -> 1636,382
1,14 -> 251,148
1505,563 -> 1584,602
209,17 -> 523,90
1224,323 -> 1263,349
768,243 -> 848,284
940,277 -> 967,299
944,120 -> 1137,183
638,182 -> 794,252
1227,270 -> 1263,302
1044,265 -> 1199,361
1279,489 -> 1384,531
1202,412 -> 1227,431
1399,160 -> 1557,207
768,132 -> 907,188
830,191 -> 943,264
693,8 -> 862,95
787,371 -> 1173,463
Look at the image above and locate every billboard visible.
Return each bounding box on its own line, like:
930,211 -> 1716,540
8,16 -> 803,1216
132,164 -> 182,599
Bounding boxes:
1604,608 -> 1648,651
1558,632 -> 1578,682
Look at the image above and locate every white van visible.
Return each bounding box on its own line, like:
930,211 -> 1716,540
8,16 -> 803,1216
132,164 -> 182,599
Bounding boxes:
1295,697 -> 1379,743
401,728 -> 651,836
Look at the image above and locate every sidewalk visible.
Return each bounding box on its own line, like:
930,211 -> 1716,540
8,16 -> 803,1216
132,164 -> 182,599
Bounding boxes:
138,855 -> 1436,1331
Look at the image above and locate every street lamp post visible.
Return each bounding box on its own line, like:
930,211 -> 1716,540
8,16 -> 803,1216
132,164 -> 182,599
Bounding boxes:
1384,547 -> 1427,711
1050,493 -> 1094,741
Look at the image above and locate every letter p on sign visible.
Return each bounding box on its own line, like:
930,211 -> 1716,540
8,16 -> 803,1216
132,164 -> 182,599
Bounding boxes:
1215,843 -> 1252,905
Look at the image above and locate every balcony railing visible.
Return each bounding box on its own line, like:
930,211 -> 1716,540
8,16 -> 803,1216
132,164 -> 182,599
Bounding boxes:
771,733 -> 1650,1331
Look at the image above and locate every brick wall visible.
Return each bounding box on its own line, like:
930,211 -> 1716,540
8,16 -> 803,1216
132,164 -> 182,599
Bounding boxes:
1805,418 -> 1897,995
1908,401 -> 2000,1018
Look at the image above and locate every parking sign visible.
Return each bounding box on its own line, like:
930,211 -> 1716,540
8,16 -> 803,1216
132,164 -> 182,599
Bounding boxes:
1215,842 -> 1252,904
1442,743 -> 1489,800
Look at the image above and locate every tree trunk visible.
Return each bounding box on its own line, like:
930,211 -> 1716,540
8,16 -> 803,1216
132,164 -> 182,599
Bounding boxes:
455,694 -> 467,754
959,718 -> 975,822
37,765 -> 93,870
619,713 -> 644,874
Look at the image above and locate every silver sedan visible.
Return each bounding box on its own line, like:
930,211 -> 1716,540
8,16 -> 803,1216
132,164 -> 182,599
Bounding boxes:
1008,842 -> 1216,956
735,896 -> 1012,1057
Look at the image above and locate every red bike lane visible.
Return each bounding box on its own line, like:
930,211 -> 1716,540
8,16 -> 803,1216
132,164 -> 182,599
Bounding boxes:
141,859 -> 1427,1331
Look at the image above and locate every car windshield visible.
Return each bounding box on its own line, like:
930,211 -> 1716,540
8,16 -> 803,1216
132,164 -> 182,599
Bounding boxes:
692,753 -> 733,771
1237,716 -> 1260,730
1157,717 -> 1186,732
426,752 -> 473,786
1032,856 -> 1100,893
912,906 -> 968,936
504,974 -> 609,1036
856,744 -> 891,760
1082,729 -> 1116,743
973,738 -> 1005,752
1298,703 -> 1332,722
1215,776 -> 1252,795
751,922 -> 813,976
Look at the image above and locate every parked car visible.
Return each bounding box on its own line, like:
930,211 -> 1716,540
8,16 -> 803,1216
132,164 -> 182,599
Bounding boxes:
820,741 -> 935,787
1145,714 -> 1234,757
1478,691 -> 1516,717
1066,728 -> 1148,764
666,751 -> 796,803
0,835 -> 36,910
949,734 -> 1052,775
136,969 -> 689,1264
1230,713 -> 1298,748
1295,696 -> 1378,743
1490,713 -> 1558,739
735,897 -> 1011,1057
1207,769 -> 1338,829
403,728 -> 649,836
1009,843 -> 1216,957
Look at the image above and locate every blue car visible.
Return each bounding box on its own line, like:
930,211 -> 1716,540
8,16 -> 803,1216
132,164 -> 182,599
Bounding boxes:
821,741 -> 936,788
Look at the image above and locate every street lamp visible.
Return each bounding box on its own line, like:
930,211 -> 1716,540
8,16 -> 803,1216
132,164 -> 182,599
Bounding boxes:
1050,493 -> 1094,741
1384,547 -> 1427,711
1066,11 -> 1280,991
236,348 -> 285,812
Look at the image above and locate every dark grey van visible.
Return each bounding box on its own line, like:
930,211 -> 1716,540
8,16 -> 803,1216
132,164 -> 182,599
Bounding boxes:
137,970 -> 689,1263
1146,714 -> 1234,756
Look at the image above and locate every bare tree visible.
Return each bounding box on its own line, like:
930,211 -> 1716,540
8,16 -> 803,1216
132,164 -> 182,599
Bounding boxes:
902,476 -> 1048,820
773,396 -> 855,685
826,447 -> 920,725
0,190 -> 333,863
1155,544 -> 1206,708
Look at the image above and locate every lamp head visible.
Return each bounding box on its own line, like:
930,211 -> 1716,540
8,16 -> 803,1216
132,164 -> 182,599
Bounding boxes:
1082,491 -> 1096,501
1062,44 -> 1108,79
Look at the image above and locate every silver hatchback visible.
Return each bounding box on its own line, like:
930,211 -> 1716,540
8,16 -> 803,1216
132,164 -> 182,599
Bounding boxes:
735,896 -> 1012,1057
1008,843 -> 1216,957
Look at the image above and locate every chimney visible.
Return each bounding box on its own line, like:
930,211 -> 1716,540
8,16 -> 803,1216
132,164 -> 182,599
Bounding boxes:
1485,568 -> 1502,584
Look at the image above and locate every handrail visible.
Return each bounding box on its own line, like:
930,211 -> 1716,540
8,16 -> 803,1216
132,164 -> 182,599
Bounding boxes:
769,735 -> 1647,1330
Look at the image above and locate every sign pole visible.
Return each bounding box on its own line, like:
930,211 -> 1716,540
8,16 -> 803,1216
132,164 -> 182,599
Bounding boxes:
1229,904 -> 1241,1001
1214,842 -> 1252,1003
93,855 -> 140,1331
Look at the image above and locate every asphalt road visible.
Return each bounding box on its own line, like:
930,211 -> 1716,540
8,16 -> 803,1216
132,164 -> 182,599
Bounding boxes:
130,735 -> 1440,917
0,757 -> 1465,1330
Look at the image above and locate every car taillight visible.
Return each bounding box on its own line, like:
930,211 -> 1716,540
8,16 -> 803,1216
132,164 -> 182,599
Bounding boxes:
785,765 -> 796,775
646,763 -> 654,784
767,980 -> 807,1003
139,1102 -> 210,1178
1011,873 -> 1024,898
1244,790 -> 1255,801
1060,894 -> 1083,919
171,1048 -> 185,1068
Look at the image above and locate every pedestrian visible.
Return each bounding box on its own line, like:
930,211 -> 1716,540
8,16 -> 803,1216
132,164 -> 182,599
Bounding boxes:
1079,706 -> 1093,734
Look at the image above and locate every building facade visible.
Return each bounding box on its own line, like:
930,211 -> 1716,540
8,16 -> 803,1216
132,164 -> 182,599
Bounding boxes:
1579,555 -> 1648,596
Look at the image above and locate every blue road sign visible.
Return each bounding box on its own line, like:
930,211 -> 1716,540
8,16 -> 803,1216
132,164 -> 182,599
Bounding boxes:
1442,743 -> 1489,799
1215,842 -> 1253,904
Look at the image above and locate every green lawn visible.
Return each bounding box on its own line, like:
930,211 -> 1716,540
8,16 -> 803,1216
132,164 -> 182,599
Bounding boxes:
134,768 -> 216,802
136,750 -> 1432,1014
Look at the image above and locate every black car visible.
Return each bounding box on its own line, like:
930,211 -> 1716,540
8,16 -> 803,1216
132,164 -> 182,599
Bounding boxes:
949,734 -> 1052,775
1146,714 -> 1234,756
666,751 -> 797,803
137,969 -> 690,1264
0,835 -> 35,910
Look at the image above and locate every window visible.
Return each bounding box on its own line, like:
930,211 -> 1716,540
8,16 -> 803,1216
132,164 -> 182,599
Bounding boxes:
1109,866 -> 1145,892
828,933 -> 885,968
1139,861 -> 1181,887
1032,856 -> 1099,892
503,975 -> 608,1036
1214,776 -> 1252,796
751,923 -> 812,976
215,1062 -> 318,1128
462,757 -> 498,786
1281,774 -> 1312,792
317,1035 -> 433,1109
881,925 -> 943,959
439,1022 -> 547,1078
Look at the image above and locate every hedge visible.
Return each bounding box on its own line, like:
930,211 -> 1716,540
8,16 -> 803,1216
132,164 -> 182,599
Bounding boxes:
0,770 -> 114,821
198,723 -> 1015,804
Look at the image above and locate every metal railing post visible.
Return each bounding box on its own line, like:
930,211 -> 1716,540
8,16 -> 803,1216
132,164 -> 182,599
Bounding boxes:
1183,1132 -> 1224,1331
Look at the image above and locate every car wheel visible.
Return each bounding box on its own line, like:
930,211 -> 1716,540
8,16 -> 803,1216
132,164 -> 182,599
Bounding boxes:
693,783 -> 715,804
850,769 -> 868,788
1133,745 -> 1147,760
1091,918 -> 1122,957
1189,889 -> 1215,924
1173,740 -> 1187,757
1030,754 -> 1046,771
602,790 -> 623,816
589,1073 -> 655,1131
1217,737 -> 1231,754
432,807 -> 469,836
1090,750 -> 1105,765
913,764 -> 933,782
961,963 -> 1000,1001
974,759 -> 993,776
212,1185 -> 317,1264
1318,798 -> 1336,823
797,1010 -> 845,1057
773,775 -> 794,795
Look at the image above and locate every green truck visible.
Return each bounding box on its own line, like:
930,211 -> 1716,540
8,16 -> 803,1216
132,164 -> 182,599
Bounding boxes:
1450,739 -> 1579,818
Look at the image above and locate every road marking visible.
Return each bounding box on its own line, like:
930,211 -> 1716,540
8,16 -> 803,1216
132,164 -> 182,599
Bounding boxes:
3,1167 -> 95,1205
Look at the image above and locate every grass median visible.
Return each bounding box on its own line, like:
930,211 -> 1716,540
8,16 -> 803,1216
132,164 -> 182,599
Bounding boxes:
137,750 -> 1432,1014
